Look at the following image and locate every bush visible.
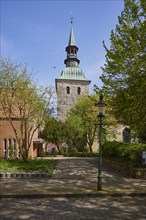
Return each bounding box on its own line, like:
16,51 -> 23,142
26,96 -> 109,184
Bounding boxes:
43,152 -> 57,157
67,147 -> 78,154
64,151 -> 98,157
83,145 -> 90,153
103,141 -> 146,167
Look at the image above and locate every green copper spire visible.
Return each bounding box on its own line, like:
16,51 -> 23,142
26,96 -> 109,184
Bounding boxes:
58,21 -> 89,81
68,26 -> 76,46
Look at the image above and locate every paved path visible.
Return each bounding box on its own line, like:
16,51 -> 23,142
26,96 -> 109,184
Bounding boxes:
53,157 -> 97,179
0,157 -> 146,196
53,157 -> 146,193
1,196 -> 146,220
0,157 -> 146,220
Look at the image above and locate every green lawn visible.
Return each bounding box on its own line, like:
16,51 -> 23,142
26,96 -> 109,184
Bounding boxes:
0,159 -> 57,176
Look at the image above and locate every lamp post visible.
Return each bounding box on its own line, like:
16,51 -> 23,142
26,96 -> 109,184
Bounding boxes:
96,94 -> 107,190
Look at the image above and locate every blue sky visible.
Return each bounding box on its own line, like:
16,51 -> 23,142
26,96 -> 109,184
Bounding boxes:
1,0 -> 124,91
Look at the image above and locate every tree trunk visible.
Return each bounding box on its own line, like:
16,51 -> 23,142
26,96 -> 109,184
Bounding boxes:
89,145 -> 93,153
56,145 -> 60,152
20,119 -> 29,161
21,149 -> 29,161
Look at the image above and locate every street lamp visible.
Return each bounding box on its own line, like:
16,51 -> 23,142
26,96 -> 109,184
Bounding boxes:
96,94 -> 107,190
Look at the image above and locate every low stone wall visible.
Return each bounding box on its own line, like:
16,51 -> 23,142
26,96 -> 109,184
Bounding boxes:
103,158 -> 146,179
0,173 -> 51,178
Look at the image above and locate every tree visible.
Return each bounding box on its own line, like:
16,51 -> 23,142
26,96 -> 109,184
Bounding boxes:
42,116 -> 86,152
0,58 -> 54,160
65,115 -> 87,151
100,0 -> 146,142
42,117 -> 67,151
66,95 -> 99,152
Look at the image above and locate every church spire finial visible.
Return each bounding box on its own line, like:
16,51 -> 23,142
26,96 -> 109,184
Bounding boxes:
68,14 -> 76,46
70,12 -> 74,24
65,15 -> 79,67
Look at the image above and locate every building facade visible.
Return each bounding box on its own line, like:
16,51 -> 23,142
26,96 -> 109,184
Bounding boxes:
0,96 -> 44,159
55,25 -> 91,121
0,118 -> 44,159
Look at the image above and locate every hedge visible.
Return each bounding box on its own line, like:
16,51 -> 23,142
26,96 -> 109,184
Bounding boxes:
102,141 -> 146,167
64,152 -> 99,157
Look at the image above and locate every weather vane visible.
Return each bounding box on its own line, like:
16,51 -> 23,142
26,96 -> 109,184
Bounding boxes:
70,12 -> 74,24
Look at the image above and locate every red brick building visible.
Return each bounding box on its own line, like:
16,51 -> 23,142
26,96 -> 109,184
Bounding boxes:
0,107 -> 44,158
0,118 -> 44,158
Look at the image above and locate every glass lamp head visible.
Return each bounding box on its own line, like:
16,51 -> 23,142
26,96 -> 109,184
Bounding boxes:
96,94 -> 107,116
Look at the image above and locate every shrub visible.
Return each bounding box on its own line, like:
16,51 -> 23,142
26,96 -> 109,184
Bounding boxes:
83,145 -> 90,153
67,147 -> 78,154
43,151 -> 57,157
64,151 -> 98,157
103,141 -> 146,167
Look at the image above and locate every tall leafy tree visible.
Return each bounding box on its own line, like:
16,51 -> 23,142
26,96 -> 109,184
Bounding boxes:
0,58 -> 54,160
100,0 -> 146,142
66,95 -> 99,152
65,115 -> 87,151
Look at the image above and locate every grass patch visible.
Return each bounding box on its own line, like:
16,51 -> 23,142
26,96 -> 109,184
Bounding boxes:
0,159 -> 57,176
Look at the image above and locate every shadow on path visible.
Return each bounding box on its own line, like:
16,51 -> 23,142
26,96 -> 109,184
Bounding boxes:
0,157 -> 146,196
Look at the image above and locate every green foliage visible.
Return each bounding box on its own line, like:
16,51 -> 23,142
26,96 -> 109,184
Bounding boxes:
42,117 -> 67,150
67,147 -> 78,154
84,145 -> 90,153
42,152 -> 58,157
100,0 -> 146,142
64,151 -> 99,157
103,141 -> 146,167
65,115 -> 87,151
0,58 -> 54,161
0,159 -> 57,175
58,147 -> 67,155
8,145 -> 15,159
66,95 -> 99,152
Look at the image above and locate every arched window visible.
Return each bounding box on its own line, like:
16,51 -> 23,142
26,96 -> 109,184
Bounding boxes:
122,127 -> 131,143
66,86 -> 70,94
77,87 -> 81,95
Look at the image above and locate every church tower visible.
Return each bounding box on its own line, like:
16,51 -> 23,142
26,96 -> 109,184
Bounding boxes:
55,23 -> 91,121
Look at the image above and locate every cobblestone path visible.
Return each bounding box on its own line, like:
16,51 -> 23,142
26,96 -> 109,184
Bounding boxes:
53,158 -> 98,179
1,196 -> 146,220
1,157 -> 146,220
